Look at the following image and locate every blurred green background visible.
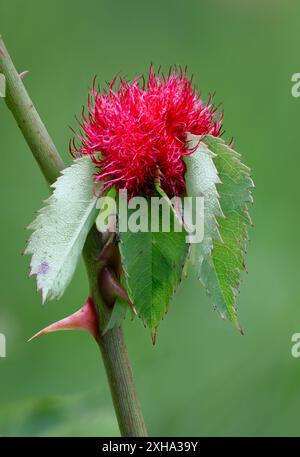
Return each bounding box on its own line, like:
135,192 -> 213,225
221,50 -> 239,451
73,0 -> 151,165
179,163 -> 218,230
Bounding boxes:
0,0 -> 300,437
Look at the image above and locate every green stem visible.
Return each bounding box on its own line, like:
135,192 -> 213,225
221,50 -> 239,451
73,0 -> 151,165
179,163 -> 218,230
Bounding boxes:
83,227 -> 147,436
0,37 -> 64,184
0,35 -> 147,437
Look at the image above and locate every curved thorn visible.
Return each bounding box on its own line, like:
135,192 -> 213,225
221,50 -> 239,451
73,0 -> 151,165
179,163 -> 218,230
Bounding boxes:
99,266 -> 137,315
19,70 -> 29,79
28,297 -> 99,341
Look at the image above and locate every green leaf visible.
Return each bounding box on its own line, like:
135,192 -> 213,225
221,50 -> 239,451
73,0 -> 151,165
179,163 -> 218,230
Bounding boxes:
154,175 -> 184,227
118,198 -> 189,335
200,135 -> 254,330
25,157 -> 99,302
102,297 -> 128,336
101,273 -> 129,336
184,134 -> 223,273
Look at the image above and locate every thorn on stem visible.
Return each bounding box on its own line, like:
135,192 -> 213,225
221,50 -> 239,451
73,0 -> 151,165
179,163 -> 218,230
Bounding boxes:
99,266 -> 137,315
19,70 -> 29,80
28,297 -> 99,341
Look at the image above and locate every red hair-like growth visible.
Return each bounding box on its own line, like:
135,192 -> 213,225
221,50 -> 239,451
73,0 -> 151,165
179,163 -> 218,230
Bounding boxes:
72,67 -> 223,197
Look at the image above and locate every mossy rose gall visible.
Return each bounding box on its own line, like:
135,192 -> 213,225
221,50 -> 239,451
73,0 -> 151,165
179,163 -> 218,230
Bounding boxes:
72,67 -> 223,197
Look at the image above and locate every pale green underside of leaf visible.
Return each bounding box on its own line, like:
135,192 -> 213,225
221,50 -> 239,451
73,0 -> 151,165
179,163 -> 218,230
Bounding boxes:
184,134 -> 223,271
199,135 -> 254,330
118,205 -> 189,333
25,157 -> 98,302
